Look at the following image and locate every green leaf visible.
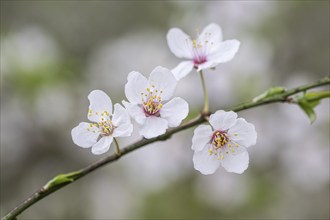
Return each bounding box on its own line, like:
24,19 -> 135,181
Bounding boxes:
308,100 -> 321,108
298,99 -> 316,124
43,171 -> 80,190
296,90 -> 329,124
253,86 -> 286,102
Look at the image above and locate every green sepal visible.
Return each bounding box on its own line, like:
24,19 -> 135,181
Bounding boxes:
253,86 -> 286,102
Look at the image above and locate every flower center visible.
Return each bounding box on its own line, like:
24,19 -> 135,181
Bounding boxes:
189,29 -> 214,66
87,110 -> 115,136
98,118 -> 115,136
212,130 -> 229,149
141,85 -> 163,116
208,130 -> 239,160
192,39 -> 207,66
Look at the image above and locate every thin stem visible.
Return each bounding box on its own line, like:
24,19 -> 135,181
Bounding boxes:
228,76 -> 330,112
199,70 -> 209,114
2,76 -> 329,220
113,138 -> 121,156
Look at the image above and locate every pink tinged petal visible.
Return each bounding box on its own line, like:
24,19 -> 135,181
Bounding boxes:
192,125 -> 213,151
171,61 -> 194,80
160,97 -> 189,127
228,118 -> 257,148
193,144 -> 221,175
149,66 -> 177,101
88,90 -> 113,122
139,116 -> 168,139
220,147 -> 249,174
112,103 -> 133,137
71,122 -> 100,148
167,28 -> 193,59
208,39 -> 240,64
91,136 -> 113,155
125,71 -> 149,104
122,100 -> 146,125
209,110 -> 238,131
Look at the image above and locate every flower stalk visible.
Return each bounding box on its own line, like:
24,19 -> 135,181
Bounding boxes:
114,138 -> 121,156
199,70 -> 209,114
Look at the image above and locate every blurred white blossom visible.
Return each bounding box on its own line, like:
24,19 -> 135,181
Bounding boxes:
1,25 -> 60,74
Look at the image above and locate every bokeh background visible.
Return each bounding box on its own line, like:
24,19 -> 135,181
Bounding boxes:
1,1 -> 329,219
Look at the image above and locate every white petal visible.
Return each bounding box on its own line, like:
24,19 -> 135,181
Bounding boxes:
125,71 -> 149,104
87,90 -> 113,122
193,144 -> 221,175
199,23 -> 223,54
160,97 -> 189,127
71,122 -> 100,148
221,147 -> 249,174
149,66 -> 177,101
191,125 -> 213,151
228,118 -> 257,148
208,39 -> 240,64
112,103 -> 133,137
171,61 -> 194,80
167,28 -> 193,59
209,110 -> 237,131
139,116 -> 168,139
122,100 -> 146,125
91,136 -> 113,155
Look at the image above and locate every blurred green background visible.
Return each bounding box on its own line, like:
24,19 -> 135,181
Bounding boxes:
1,1 -> 329,219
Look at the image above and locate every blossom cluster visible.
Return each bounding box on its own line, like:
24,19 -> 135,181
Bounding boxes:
72,23 -> 257,175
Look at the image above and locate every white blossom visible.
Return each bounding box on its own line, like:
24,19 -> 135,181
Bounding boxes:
192,110 -> 257,175
123,66 -> 189,139
167,23 -> 240,80
72,90 -> 133,155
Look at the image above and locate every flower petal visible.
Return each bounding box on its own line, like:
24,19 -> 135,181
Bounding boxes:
209,110 -> 237,131
122,100 -> 146,125
87,90 -> 113,122
112,103 -> 133,137
228,118 -> 257,148
171,61 -> 194,81
167,28 -> 193,59
199,23 -> 223,54
149,66 -> 177,101
91,136 -> 113,155
139,116 -> 168,139
192,125 -> 213,151
125,71 -> 149,104
71,122 -> 100,148
220,146 -> 249,174
160,97 -> 189,127
193,144 -> 221,175
208,39 -> 240,64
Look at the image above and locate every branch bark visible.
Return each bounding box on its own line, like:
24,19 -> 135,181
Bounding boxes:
2,76 -> 329,220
